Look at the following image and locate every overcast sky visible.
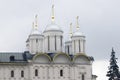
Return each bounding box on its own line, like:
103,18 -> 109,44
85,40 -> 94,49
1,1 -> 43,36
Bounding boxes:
0,0 -> 120,80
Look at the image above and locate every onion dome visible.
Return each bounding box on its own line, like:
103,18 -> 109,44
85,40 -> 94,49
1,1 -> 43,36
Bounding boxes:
44,23 -> 62,32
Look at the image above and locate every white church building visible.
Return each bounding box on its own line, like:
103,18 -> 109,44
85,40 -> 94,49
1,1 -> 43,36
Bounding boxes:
0,3 -> 97,80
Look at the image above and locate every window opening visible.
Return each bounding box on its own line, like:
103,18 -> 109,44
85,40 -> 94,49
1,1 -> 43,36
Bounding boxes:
35,69 -> 38,76
82,74 -> 85,80
36,39 -> 38,43
68,46 -> 70,54
60,36 -> 62,47
60,70 -> 63,77
11,70 -> 14,77
21,70 -> 24,77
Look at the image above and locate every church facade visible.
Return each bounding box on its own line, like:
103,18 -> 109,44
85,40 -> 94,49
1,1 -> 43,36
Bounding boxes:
0,4 -> 97,80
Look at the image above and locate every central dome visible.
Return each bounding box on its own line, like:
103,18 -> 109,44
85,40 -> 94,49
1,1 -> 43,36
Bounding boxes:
44,23 -> 62,32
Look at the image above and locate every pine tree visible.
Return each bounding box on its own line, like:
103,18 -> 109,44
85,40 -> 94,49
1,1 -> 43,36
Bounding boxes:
106,48 -> 120,80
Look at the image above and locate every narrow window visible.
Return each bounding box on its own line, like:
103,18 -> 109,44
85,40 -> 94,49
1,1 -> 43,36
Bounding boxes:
35,69 -> 38,76
82,74 -> 85,80
68,46 -> 69,54
21,70 -> 24,77
11,70 -> 14,77
55,35 -> 57,50
65,46 -> 67,53
79,40 -> 81,52
60,70 -> 63,77
74,40 -> 76,53
48,36 -> 50,51
83,40 -> 85,52
36,39 -> 38,43
60,36 -> 62,47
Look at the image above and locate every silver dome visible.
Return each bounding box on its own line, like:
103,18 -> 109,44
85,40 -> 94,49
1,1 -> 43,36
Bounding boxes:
44,23 -> 62,32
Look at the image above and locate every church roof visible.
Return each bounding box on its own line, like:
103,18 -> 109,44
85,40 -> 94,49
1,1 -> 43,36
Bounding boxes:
0,51 -> 32,63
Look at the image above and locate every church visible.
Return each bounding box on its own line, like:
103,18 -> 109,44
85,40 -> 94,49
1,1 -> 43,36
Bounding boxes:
0,3 -> 97,80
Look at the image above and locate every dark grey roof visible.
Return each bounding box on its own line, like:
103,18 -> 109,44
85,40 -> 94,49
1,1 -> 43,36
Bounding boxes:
0,51 -> 33,63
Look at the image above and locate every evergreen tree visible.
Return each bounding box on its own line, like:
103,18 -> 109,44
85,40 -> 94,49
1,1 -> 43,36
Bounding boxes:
106,48 -> 120,80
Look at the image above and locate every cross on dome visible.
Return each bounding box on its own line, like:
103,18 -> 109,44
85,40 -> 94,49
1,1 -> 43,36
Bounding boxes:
35,14 -> 38,30
51,0 -> 55,22
76,16 -> 80,31
51,5 -> 55,22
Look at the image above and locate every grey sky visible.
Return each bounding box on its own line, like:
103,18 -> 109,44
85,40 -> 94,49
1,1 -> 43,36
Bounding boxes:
0,0 -> 120,80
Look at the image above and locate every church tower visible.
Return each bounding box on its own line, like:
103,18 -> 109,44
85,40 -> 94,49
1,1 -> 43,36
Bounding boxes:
71,16 -> 86,54
43,4 -> 63,53
26,15 -> 44,54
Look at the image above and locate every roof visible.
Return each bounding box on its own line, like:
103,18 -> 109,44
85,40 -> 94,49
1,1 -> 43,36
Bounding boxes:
0,51 -> 32,63
44,23 -> 62,32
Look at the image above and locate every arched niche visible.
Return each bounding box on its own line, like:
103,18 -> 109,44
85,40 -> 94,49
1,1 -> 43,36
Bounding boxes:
32,53 -> 51,63
73,53 -> 90,64
53,53 -> 71,63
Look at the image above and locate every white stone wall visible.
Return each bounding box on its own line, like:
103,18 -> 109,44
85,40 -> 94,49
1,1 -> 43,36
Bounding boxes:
0,63 -> 92,80
0,64 -> 30,80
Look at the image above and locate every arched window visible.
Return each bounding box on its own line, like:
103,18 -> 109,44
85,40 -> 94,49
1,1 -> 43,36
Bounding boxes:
60,70 -> 63,77
11,70 -> 14,77
82,74 -> 85,80
35,69 -> 38,76
21,70 -> 24,77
